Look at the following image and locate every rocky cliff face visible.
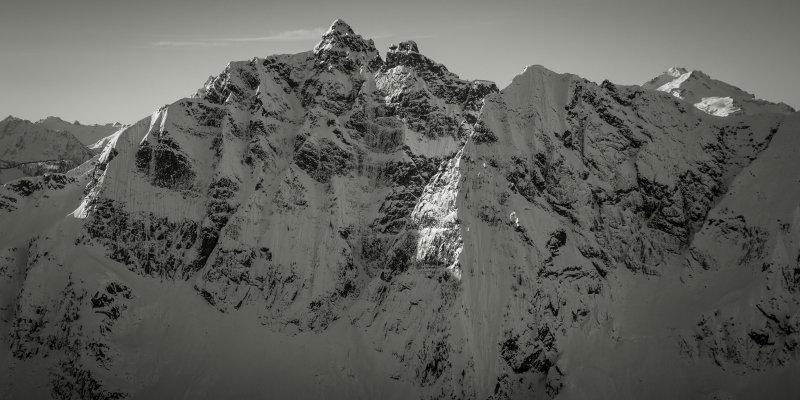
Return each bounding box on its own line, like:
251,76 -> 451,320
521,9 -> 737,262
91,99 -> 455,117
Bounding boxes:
1,20 -> 798,400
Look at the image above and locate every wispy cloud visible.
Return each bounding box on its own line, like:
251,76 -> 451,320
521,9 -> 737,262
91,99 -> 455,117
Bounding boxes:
152,27 -> 327,47
225,28 -> 327,42
152,41 -> 231,47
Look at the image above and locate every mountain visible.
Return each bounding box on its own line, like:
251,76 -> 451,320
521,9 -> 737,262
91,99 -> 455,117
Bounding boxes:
643,67 -> 795,116
0,115 -> 123,183
1,20 -> 799,399
35,116 -> 123,149
0,116 -> 97,183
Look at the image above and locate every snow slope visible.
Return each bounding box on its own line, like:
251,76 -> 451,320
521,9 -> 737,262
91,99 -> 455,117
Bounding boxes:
1,20 -> 799,400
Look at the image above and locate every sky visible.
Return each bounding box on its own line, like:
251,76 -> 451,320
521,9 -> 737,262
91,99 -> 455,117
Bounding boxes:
1,0 -> 798,125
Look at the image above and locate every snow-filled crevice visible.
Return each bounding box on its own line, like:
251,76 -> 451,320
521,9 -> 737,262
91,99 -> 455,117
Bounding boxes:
409,147 -> 465,280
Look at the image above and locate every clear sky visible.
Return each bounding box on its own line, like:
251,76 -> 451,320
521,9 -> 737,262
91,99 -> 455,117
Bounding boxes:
1,0 -> 798,125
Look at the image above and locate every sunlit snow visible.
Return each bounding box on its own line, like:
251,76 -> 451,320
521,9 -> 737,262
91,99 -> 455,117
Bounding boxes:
694,96 -> 741,117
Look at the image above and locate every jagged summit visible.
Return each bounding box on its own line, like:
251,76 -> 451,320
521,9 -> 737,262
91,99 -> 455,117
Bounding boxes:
312,19 -> 380,69
326,19 -> 354,35
389,40 -> 419,54
384,39 -> 449,74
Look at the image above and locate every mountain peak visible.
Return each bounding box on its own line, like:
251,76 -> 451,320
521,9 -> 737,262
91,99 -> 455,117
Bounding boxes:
388,40 -> 419,54
38,116 -> 68,124
666,66 -> 690,77
520,64 -> 564,77
3,22 -> 800,400
326,19 -> 354,36
312,19 -> 380,68
642,67 -> 793,116
384,39 -> 446,71
314,19 -> 373,54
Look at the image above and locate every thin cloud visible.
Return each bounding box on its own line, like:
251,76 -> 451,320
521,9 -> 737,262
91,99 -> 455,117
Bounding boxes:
226,28 -> 327,42
152,27 -> 327,47
153,41 -> 231,47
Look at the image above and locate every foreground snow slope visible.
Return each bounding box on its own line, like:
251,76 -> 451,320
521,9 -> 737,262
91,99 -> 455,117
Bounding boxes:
1,20 -> 798,399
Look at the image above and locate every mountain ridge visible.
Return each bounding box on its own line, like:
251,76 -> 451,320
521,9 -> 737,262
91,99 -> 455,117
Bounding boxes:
0,117 -> 99,184
1,19 -> 798,400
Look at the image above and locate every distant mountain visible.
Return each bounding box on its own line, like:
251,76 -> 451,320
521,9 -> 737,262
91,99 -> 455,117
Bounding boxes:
0,116 -> 96,183
35,116 -> 122,148
643,67 -> 795,116
1,20 -> 798,400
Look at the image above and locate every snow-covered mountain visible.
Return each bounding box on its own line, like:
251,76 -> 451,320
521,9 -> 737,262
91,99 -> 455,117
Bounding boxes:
643,67 -> 795,117
0,116 -> 98,183
1,20 -> 798,399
